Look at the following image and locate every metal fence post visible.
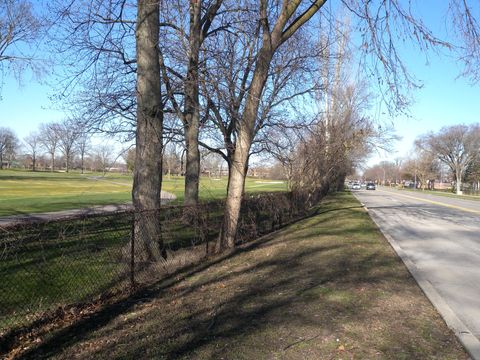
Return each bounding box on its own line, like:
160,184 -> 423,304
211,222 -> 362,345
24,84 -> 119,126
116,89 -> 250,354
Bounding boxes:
130,216 -> 135,289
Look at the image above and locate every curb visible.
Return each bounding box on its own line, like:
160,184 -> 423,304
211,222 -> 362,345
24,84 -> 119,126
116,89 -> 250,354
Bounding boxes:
363,205 -> 480,360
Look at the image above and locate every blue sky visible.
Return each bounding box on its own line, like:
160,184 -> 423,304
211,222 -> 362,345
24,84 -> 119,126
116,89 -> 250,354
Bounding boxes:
0,75 -> 64,139
368,51 -> 480,165
364,0 -> 480,166
1,1 -> 479,167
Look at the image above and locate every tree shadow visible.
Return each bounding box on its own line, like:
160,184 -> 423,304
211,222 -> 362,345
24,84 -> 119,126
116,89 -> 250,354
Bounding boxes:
6,199 -> 464,359
13,209 -> 414,359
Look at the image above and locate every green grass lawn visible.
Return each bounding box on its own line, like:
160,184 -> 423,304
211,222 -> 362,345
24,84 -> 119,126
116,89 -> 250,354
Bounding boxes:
0,213 -> 133,331
10,192 -> 467,359
0,183 -> 292,332
0,169 -> 288,216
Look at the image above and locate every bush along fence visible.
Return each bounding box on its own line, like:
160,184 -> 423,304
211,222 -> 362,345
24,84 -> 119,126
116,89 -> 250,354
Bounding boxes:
0,189 -> 325,334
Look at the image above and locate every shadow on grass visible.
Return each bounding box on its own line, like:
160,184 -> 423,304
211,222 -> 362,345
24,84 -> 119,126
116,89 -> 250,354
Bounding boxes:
11,204 -> 383,357
5,198 -> 464,359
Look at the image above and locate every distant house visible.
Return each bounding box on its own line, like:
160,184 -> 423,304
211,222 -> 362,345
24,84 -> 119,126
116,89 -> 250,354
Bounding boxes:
247,167 -> 270,178
201,167 -> 229,177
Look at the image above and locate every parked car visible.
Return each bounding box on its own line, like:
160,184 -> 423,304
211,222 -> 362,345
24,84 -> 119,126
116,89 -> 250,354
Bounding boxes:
366,182 -> 376,190
351,183 -> 361,190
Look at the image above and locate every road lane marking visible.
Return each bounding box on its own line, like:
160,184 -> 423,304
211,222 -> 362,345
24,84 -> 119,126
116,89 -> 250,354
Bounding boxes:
376,189 -> 480,215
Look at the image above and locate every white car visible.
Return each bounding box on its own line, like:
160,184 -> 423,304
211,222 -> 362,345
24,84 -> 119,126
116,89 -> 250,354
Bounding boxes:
351,183 -> 361,190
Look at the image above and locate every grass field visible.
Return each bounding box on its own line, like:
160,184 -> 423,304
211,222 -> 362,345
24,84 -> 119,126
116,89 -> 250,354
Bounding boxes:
0,213 -> 133,331
0,170 -> 288,216
12,192 -> 467,359
0,185 -> 293,332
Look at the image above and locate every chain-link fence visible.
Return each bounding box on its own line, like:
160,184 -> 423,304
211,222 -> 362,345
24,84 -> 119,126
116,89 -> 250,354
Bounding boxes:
0,189 -> 324,334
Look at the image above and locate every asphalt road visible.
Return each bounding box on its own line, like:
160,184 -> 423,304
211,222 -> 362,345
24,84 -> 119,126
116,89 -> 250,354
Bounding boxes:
353,186 -> 480,357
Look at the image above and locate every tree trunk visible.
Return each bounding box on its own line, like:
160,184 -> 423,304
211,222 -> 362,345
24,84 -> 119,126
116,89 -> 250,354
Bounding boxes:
184,120 -> 200,206
51,153 -> 55,172
66,154 -> 69,173
32,155 -> 36,171
218,140 -> 250,251
183,0 -> 202,207
456,168 -> 463,195
132,0 -> 164,262
81,154 -> 84,174
217,47 -> 272,250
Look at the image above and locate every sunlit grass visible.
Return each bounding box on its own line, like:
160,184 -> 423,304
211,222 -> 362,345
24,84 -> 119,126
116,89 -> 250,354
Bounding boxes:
0,169 -> 287,216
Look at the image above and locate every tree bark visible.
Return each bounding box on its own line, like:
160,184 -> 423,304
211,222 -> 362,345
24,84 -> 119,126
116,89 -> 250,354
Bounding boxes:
132,0 -> 164,261
456,168 -> 463,195
183,0 -> 202,207
218,47 -> 273,250
184,120 -> 200,205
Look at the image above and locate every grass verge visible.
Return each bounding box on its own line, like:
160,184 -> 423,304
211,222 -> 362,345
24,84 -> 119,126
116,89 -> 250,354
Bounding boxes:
17,191 -> 467,359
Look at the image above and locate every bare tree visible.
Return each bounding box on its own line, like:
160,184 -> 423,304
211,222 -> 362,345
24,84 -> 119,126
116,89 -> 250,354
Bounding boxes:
291,98 -> 379,193
263,127 -> 301,190
363,163 -> 384,184
214,0 -> 460,249
0,127 -> 17,169
160,0 -> 225,206
39,122 -> 61,171
122,146 -> 135,174
418,124 -> 480,195
201,150 -> 226,178
76,130 -> 91,174
364,160 -> 402,185
93,144 -> 112,176
163,142 -> 183,178
410,144 -> 440,190
57,119 -> 81,172
132,0 -> 165,260
216,0 -> 325,250
52,0 -> 225,208
448,1 -> 480,83
0,0 -> 43,90
23,131 -> 41,171
49,0 -> 137,137
51,0 -> 165,259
